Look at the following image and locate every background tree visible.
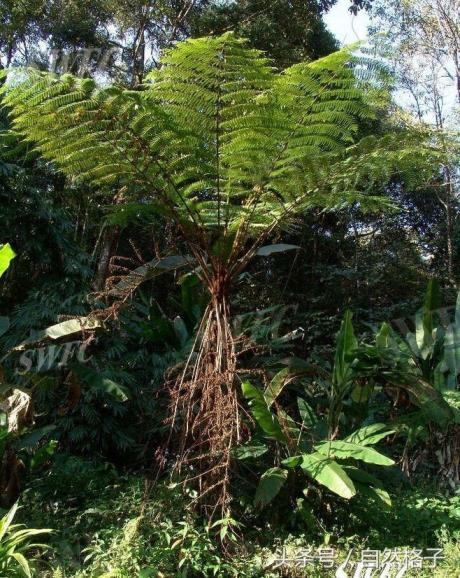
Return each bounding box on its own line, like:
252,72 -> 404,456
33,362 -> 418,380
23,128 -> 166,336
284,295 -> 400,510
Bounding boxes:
189,0 -> 338,68
370,0 -> 460,287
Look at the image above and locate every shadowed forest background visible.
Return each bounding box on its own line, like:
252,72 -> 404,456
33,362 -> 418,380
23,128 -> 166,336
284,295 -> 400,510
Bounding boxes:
0,1 -> 459,576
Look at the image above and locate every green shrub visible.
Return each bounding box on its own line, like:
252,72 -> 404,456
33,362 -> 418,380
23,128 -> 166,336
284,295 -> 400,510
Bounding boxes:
0,502 -> 51,577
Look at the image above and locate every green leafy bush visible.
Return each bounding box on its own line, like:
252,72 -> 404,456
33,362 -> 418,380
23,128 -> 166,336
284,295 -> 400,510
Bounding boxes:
0,502 -> 51,577
243,379 -> 394,507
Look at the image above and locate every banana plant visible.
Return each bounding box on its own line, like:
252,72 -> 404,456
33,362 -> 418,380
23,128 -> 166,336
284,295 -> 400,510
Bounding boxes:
362,280 -> 458,427
126,271 -> 206,353
367,321 -> 454,427
262,309 -> 370,439
402,279 -> 445,384
433,291 -> 460,390
241,380 -> 395,509
329,310 -> 360,437
379,279 -> 460,392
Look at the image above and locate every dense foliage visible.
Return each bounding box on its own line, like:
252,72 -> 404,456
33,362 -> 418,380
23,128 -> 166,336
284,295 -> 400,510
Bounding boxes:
0,0 -> 459,576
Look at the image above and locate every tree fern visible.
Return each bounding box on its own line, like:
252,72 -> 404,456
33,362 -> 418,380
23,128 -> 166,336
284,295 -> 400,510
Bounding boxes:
1,33 -> 448,517
1,35 -> 389,245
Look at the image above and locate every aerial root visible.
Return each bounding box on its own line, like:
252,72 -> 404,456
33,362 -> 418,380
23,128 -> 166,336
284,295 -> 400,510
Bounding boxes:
168,288 -> 244,519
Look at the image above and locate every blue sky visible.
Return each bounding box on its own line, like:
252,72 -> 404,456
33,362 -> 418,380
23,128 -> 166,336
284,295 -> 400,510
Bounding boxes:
324,0 -> 370,45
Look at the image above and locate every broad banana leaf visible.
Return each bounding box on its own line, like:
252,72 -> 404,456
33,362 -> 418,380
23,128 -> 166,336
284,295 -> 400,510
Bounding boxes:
256,244 -> 300,257
109,255 -> 193,297
254,467 -> 288,507
13,317 -> 101,351
344,423 -> 395,446
392,377 -> 454,427
300,452 -> 356,499
298,398 -> 317,428
242,381 -> 287,443
264,358 -> 310,407
416,279 -> 441,358
436,292 -> 460,389
342,465 -> 391,506
332,310 -> 358,394
353,482 -> 392,507
233,443 -> 268,460
404,280 -> 445,378
314,440 -> 394,466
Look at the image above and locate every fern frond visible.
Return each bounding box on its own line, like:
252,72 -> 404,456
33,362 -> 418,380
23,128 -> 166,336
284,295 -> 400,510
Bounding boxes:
2,34 -> 442,270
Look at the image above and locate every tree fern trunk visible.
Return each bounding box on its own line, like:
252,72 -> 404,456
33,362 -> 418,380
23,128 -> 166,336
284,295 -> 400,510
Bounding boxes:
170,270 -> 241,517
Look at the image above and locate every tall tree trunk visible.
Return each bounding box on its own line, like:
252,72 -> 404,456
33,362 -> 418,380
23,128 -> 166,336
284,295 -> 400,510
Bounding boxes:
93,226 -> 121,291
444,166 -> 457,287
132,20 -> 146,87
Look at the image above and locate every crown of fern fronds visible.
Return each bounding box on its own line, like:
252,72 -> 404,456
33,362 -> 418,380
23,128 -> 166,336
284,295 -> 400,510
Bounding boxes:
1,33 -> 444,267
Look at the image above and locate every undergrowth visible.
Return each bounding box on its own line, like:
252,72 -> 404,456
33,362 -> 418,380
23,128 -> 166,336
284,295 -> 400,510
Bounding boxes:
16,455 -> 460,577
